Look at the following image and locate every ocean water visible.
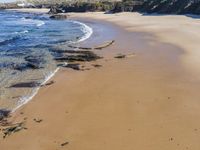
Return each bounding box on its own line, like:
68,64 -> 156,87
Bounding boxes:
0,10 -> 92,111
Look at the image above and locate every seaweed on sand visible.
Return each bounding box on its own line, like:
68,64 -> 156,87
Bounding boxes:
2,122 -> 27,138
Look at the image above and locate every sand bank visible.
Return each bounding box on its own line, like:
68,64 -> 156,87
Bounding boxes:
7,8 -> 49,13
1,12 -> 200,150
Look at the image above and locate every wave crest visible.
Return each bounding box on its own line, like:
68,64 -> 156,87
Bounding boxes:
20,17 -> 45,27
70,20 -> 93,43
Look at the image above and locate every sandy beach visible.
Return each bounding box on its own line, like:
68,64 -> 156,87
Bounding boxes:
1,10 -> 200,150
7,8 -> 50,13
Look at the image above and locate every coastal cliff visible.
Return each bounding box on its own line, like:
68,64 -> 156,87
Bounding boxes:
48,0 -> 200,15
2,0 -> 200,15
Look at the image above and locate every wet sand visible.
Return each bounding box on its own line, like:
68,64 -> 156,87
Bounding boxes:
1,12 -> 200,150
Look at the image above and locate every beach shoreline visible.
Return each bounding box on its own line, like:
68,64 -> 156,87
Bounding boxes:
6,8 -> 50,13
1,10 -> 200,150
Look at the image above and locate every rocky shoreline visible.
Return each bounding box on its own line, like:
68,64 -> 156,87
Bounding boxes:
2,0 -> 200,15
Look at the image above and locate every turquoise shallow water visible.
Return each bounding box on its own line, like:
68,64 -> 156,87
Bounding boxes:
0,10 -> 92,110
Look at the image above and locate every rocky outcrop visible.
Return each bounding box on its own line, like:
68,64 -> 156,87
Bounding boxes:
47,1 -> 115,13
55,52 -> 102,62
0,3 -> 19,9
139,0 -> 200,15
48,6 -> 63,14
10,81 -> 40,88
50,14 -> 68,19
110,0 -> 200,15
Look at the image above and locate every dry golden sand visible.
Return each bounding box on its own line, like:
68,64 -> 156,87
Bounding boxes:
70,12 -> 200,79
1,12 -> 200,150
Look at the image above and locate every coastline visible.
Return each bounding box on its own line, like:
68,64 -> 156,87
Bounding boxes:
69,12 -> 200,79
1,10 -> 200,150
11,19 -> 94,112
0,9 -> 93,111
6,8 -> 50,13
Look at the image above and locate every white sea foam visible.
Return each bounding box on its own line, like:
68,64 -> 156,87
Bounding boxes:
20,18 -> 45,27
12,68 -> 60,112
14,30 -> 29,34
37,21 -> 45,27
70,20 -> 93,43
12,21 -> 93,112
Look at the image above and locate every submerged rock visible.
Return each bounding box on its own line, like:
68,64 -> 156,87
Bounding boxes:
68,45 -> 92,50
51,49 -> 93,55
55,53 -> 102,62
13,62 -> 42,71
22,55 -> 46,70
10,81 -> 40,88
25,56 -> 45,64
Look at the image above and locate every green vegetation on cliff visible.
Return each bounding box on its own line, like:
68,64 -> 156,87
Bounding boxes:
1,0 -> 200,15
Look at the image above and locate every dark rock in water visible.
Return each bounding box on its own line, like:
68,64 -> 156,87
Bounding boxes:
10,81 -> 40,88
25,17 -> 31,19
13,63 -> 28,71
13,62 -> 42,71
0,109 -> 10,121
0,62 -> 15,69
27,62 -> 42,69
64,63 -> 81,71
68,45 -> 92,50
51,49 -> 93,55
24,55 -> 45,69
50,14 -> 68,20
48,6 -> 63,14
55,53 -> 102,62
25,56 -> 45,64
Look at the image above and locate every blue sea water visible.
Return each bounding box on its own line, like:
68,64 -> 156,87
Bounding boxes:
0,10 -> 92,110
